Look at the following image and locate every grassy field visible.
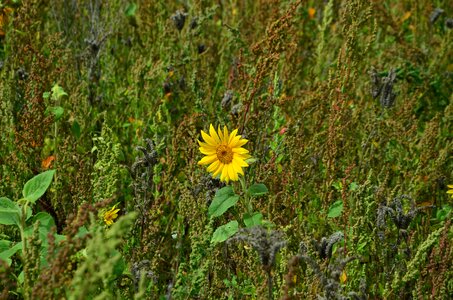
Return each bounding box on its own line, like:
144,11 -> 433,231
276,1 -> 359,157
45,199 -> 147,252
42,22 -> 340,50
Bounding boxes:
0,0 -> 452,299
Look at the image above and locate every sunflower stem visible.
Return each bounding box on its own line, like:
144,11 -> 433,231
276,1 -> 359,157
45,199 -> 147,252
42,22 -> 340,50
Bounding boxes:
239,176 -> 253,215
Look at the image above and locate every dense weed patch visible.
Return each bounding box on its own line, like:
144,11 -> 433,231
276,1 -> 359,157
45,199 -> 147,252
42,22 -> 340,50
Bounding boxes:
0,0 -> 451,299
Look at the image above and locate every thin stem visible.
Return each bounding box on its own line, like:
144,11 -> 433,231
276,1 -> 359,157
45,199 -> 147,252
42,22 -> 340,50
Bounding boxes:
267,268 -> 273,300
54,121 -> 58,200
20,202 -> 29,300
239,176 -> 253,215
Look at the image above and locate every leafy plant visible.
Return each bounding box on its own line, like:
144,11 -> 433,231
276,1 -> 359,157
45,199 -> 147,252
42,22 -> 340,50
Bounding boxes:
0,170 -> 64,299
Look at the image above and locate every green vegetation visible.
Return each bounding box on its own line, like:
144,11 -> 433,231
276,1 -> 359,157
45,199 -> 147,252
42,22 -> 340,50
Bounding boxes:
0,0 -> 452,299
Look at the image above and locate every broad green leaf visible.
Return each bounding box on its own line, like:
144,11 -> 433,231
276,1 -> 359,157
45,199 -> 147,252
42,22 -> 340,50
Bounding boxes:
22,170 -> 55,204
0,242 -> 23,265
248,183 -> 268,197
24,226 -> 50,240
211,220 -> 239,244
243,212 -> 263,228
0,197 -> 21,226
24,213 -> 57,241
31,212 -> 55,230
327,200 -> 343,218
208,186 -> 239,218
46,106 -> 64,120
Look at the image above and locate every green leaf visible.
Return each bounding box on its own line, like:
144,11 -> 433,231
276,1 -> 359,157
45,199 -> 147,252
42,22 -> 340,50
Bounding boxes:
25,206 -> 32,221
22,170 -> 55,204
125,3 -> 137,17
327,200 -> 343,218
435,205 -> 451,222
243,212 -> 263,228
31,212 -> 55,230
51,84 -> 67,101
112,250 -> 126,278
247,183 -> 268,197
0,197 -> 21,226
208,186 -> 239,218
18,270 -> 24,284
46,106 -> 64,121
0,242 -> 23,265
332,181 -> 342,191
245,157 -> 258,164
349,182 -> 359,191
76,226 -> 89,238
211,220 -> 239,244
0,240 -> 11,252
71,120 -> 81,139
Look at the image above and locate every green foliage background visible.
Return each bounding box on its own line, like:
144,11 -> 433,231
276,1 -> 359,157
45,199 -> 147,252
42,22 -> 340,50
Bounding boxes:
0,0 -> 452,299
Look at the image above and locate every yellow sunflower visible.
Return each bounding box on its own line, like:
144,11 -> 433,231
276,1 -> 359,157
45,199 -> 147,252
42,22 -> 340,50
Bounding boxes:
447,185 -> 453,198
104,205 -> 120,226
198,124 -> 250,182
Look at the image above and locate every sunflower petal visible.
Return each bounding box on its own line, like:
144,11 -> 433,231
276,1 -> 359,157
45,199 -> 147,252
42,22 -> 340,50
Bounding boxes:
228,129 -> 238,144
232,147 -> 249,154
228,135 -> 241,147
198,154 -> 218,165
216,125 -> 223,142
201,130 -> 217,146
199,147 -> 216,155
198,140 -> 216,149
232,161 -> 244,176
207,160 -> 220,172
220,165 -> 228,182
227,164 -> 236,181
209,124 -> 221,143
233,157 -> 249,167
213,162 -> 224,177
223,126 -> 229,143
235,138 -> 248,147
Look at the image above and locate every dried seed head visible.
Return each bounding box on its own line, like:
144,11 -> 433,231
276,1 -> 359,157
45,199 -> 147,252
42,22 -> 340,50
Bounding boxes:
313,232 -> 344,259
369,67 -> 382,99
197,44 -> 206,54
221,90 -> 234,109
131,260 -> 155,291
228,226 -> 287,270
379,68 -> 397,108
429,8 -> 444,24
189,17 -> 198,30
231,103 -> 242,117
171,10 -> 188,31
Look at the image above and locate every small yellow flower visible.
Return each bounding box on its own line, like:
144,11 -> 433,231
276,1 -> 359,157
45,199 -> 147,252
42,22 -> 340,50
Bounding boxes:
340,270 -> 347,283
447,185 -> 453,198
198,124 -> 250,183
104,205 -> 120,226
308,8 -> 316,19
